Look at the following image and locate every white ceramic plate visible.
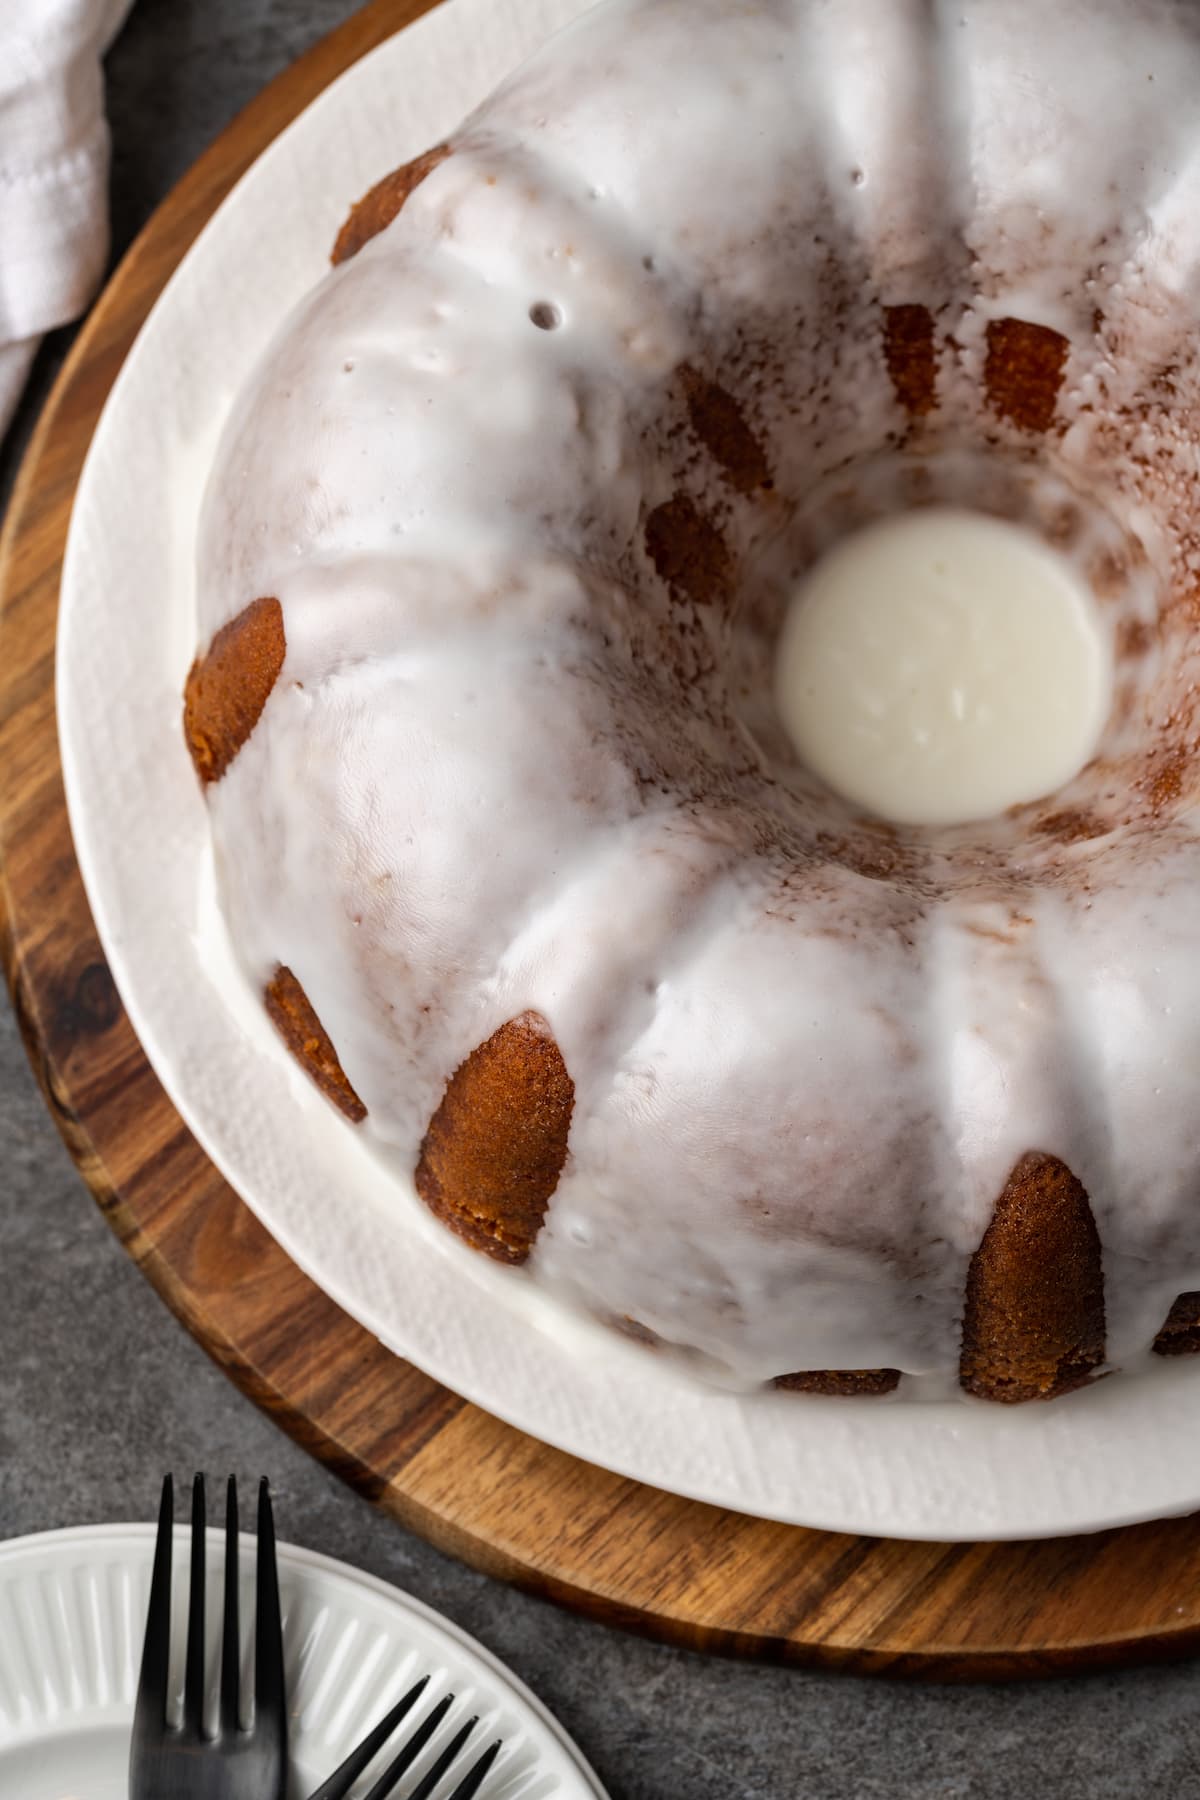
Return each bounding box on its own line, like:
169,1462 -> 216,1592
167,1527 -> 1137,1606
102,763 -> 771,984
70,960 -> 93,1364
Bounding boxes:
0,1522 -> 606,1799
56,0 -> 1200,1542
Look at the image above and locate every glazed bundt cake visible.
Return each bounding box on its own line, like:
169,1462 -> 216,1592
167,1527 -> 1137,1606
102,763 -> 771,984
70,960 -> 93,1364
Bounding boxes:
187,0 -> 1200,1403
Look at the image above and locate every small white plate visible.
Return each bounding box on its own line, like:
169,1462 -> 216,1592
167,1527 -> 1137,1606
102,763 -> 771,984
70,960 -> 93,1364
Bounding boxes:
56,0 -> 1200,1542
0,1522 -> 606,1799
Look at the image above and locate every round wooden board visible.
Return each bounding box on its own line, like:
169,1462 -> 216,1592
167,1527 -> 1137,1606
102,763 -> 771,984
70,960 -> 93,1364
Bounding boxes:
4,0 -> 1200,1680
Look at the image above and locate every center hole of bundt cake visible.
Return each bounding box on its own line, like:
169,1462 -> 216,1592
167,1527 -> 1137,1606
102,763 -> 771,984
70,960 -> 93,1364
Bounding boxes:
773,506 -> 1113,828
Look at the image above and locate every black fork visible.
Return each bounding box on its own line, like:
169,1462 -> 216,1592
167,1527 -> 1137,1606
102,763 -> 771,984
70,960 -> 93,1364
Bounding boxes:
306,1674 -> 501,1799
129,1473 -> 287,1800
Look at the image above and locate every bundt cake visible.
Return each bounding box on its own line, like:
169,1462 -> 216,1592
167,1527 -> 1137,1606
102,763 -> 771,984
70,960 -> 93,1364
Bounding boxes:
186,0 -> 1200,1403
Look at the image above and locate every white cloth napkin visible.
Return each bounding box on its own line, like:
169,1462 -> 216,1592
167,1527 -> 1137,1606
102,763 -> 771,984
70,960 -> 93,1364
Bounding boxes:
0,0 -> 134,441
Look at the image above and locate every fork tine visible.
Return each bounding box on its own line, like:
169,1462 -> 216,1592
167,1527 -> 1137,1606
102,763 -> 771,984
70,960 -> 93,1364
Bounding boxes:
447,1740 -> 502,1800
361,1692 -> 454,1800
220,1475 -> 240,1734
182,1473 -> 207,1735
304,1675 -> 431,1800
406,1718 -> 478,1800
133,1474 -> 173,1732
253,1477 -> 286,1750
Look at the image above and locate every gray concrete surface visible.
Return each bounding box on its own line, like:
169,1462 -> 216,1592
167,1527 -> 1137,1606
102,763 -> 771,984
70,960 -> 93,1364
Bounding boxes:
2,4 -> 1200,1796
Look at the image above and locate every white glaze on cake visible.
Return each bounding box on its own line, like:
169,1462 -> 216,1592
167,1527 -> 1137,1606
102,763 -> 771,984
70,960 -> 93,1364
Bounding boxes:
196,0 -> 1200,1393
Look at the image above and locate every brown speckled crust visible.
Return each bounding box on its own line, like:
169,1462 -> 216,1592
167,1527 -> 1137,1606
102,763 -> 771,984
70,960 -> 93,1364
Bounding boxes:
679,365 -> 772,493
960,1152 -> 1105,1403
264,966 -> 368,1123
183,596 -> 285,786
882,304 -> 938,418
774,1369 -> 901,1397
644,496 -> 733,608
330,144 -> 451,265
983,317 -> 1069,433
1117,616 -> 1154,660
1152,1291 -> 1200,1356
1141,746 -> 1192,815
416,1012 -> 575,1266
1032,808 -> 1109,845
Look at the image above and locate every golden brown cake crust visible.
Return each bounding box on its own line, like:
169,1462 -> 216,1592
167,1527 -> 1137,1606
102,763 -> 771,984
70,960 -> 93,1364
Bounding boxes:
983,317 -> 1069,433
774,1369 -> 901,1397
644,495 -> 733,609
183,596 -> 285,786
679,364 -> 773,493
1152,1291 -> 1200,1357
264,966 -> 368,1123
959,1151 -> 1105,1403
330,144 -> 451,265
882,303 -> 938,419
416,1012 -> 575,1265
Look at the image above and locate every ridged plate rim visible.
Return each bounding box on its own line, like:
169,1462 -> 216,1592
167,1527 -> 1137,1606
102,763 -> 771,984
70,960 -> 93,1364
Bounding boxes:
0,1520 -> 607,1796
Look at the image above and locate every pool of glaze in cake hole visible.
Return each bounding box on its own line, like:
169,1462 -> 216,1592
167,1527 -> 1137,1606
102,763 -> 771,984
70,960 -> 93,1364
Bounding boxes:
774,505 -> 1114,829
708,340 -> 1177,902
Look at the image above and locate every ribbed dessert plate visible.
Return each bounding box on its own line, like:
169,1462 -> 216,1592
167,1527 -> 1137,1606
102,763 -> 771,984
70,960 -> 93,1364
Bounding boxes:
53,0 -> 1200,1542
0,1523 -> 605,1798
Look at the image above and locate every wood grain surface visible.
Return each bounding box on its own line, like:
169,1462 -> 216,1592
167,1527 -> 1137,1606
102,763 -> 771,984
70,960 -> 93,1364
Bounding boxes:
3,0 -> 1200,1677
